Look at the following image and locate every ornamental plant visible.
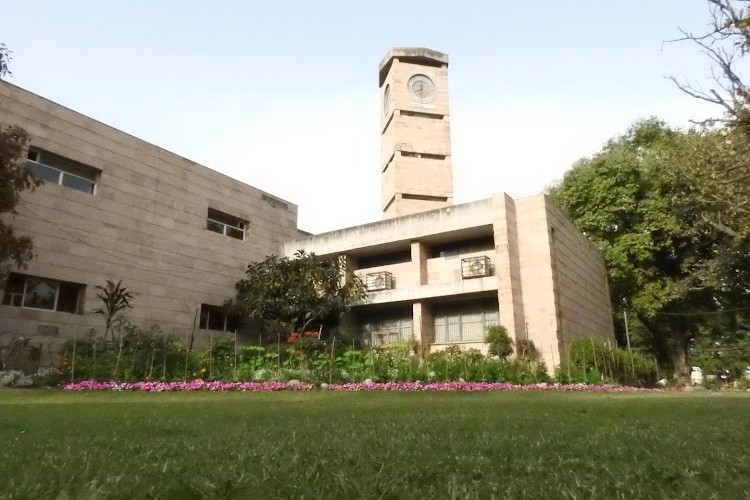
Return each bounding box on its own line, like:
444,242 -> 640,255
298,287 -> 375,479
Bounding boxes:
486,325 -> 513,359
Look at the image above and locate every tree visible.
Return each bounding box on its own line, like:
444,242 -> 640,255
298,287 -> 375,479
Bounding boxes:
670,1 -> 750,131
228,250 -> 367,336
92,279 -> 135,342
669,1 -> 750,248
0,43 -> 13,79
0,125 -> 41,278
549,119 -> 749,376
1,44 -> 41,278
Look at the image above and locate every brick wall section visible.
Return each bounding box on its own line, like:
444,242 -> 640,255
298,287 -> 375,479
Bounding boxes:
0,82 -> 298,340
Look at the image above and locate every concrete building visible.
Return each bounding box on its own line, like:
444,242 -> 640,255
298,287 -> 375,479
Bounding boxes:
0,47 -> 614,370
0,81 -> 299,342
283,48 -> 614,369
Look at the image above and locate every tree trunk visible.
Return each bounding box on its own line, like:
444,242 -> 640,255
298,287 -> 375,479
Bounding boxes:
637,313 -> 691,380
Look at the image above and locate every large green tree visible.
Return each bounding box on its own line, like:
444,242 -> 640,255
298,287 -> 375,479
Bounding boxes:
228,250 -> 367,335
550,119 -> 749,375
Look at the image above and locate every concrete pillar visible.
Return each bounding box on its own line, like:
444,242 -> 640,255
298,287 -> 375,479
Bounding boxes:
410,241 -> 428,285
412,301 -> 434,349
491,193 -> 526,341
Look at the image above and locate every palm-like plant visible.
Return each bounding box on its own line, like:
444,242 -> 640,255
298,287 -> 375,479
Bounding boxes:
92,279 -> 135,342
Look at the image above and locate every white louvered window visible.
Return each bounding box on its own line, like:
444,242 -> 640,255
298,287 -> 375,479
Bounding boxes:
434,308 -> 498,343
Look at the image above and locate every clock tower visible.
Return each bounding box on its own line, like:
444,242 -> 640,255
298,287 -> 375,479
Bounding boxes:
379,47 -> 454,219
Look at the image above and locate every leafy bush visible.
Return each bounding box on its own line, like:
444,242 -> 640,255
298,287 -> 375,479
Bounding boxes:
63,324 -> 195,382
557,339 -> 659,387
516,339 -> 539,361
486,325 -> 513,359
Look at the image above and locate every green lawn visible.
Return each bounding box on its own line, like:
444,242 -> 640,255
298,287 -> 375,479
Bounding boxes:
1,390 -> 749,499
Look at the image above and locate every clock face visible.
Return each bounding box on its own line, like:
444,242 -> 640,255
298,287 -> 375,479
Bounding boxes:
407,74 -> 436,103
383,84 -> 391,116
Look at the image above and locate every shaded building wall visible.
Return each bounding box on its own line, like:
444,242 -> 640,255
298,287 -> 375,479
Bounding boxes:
0,82 -> 299,342
514,195 -> 614,369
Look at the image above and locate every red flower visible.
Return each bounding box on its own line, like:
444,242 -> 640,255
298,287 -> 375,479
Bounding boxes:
287,332 -> 300,343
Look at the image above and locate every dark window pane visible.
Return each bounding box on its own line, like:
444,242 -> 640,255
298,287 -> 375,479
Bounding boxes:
199,305 -> 210,329
208,209 -> 240,227
24,278 -> 57,310
201,304 -> 227,331
57,283 -> 81,313
226,226 -> 244,240
2,275 -> 25,307
28,162 -> 61,183
207,309 -> 226,331
61,173 -> 95,194
206,220 -> 224,234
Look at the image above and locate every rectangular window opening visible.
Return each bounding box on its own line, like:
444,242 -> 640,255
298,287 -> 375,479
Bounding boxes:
400,151 -> 446,160
358,308 -> 413,346
2,273 -> 85,314
433,299 -> 499,343
401,194 -> 448,202
400,110 -> 444,120
207,208 -> 247,240
199,304 -> 239,332
27,148 -> 99,194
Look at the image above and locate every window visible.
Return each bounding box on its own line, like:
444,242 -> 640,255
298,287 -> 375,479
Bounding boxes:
27,149 -> 98,194
2,274 -> 85,314
206,208 -> 246,240
199,304 -> 239,332
433,301 -> 499,343
358,308 -> 413,346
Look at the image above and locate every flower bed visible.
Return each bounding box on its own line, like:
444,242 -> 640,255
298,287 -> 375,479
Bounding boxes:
62,380 -> 659,393
62,380 -> 314,392
322,381 -> 658,392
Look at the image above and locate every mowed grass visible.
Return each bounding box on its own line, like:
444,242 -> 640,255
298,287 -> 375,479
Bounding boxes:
1,391 -> 750,499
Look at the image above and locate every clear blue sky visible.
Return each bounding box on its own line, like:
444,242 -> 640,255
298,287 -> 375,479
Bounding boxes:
1,1 -> 720,233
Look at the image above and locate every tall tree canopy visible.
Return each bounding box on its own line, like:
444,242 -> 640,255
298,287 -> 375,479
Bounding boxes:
228,250 -> 367,335
550,119 -> 750,375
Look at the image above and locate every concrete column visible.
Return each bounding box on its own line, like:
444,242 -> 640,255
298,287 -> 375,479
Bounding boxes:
412,301 -> 434,349
491,193 -> 526,341
410,241 -> 428,285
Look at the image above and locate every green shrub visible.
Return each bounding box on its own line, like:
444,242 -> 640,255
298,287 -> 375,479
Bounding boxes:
486,325 -> 513,359
516,339 -> 539,361
63,325 -> 195,382
559,339 -> 659,386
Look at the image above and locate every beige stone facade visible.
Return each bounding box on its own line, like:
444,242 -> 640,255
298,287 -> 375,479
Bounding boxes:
0,82 -> 298,343
281,194 -> 614,370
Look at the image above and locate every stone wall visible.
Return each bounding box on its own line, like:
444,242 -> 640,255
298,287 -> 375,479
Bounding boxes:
0,82 -> 299,342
